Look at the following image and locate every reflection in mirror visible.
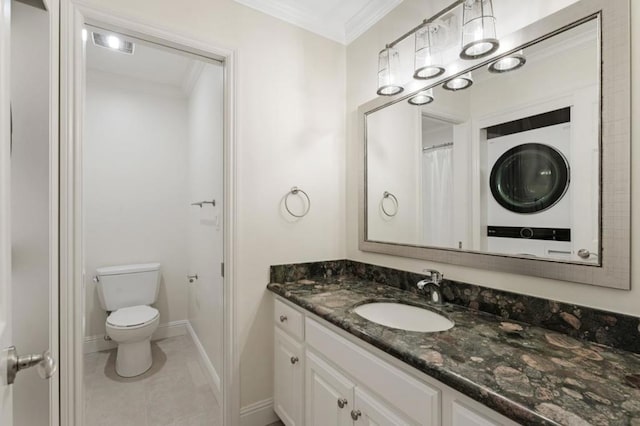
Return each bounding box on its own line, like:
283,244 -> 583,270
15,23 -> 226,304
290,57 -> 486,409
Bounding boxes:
366,18 -> 599,264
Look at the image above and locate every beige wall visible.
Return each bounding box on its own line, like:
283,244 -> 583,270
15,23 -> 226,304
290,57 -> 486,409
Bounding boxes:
347,0 -> 640,319
80,0 -> 347,408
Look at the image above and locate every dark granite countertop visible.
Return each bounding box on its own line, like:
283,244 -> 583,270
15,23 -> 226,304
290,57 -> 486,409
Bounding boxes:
267,276 -> 640,426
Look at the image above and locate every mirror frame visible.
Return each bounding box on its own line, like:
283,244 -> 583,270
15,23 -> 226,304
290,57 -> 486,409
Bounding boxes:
358,0 -> 631,290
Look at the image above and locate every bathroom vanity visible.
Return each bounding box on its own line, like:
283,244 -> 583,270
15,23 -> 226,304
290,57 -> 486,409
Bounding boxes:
267,261 -> 640,425
270,296 -> 518,426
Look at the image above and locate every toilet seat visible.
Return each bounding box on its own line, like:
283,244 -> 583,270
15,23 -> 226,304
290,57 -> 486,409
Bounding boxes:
107,305 -> 159,329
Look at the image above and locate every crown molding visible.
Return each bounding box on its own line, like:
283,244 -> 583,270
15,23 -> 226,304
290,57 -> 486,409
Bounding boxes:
233,0 -> 402,45
345,0 -> 403,44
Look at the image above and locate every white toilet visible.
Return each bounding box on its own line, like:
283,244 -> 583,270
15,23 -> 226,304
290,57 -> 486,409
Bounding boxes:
95,262 -> 161,377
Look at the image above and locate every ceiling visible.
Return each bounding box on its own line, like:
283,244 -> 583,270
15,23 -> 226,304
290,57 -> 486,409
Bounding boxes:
232,0 -> 403,44
86,28 -> 204,94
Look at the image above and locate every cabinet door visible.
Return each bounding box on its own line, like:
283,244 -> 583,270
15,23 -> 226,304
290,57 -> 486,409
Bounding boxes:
353,387 -> 412,426
274,328 -> 304,426
305,351 -> 354,426
452,401 -> 502,426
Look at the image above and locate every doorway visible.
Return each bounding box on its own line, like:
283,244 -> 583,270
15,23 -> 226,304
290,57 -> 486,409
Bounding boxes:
59,5 -> 239,425
80,27 -> 225,425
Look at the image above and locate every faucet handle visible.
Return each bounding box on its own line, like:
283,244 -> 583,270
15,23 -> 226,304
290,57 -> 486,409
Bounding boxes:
417,279 -> 429,291
423,269 -> 443,284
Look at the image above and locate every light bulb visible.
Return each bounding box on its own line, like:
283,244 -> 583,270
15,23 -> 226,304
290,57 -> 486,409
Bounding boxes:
107,35 -> 121,50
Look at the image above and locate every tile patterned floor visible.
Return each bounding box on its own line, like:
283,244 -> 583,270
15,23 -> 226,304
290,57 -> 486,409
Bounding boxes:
84,335 -> 221,426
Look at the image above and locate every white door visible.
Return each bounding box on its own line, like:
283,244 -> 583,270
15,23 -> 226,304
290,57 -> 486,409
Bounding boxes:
0,0 -> 14,422
353,387 -> 411,426
0,0 -> 57,424
305,351 -> 354,426
274,328 -> 304,426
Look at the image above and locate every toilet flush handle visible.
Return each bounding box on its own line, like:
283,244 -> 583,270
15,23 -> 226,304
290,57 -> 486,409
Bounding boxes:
187,274 -> 199,283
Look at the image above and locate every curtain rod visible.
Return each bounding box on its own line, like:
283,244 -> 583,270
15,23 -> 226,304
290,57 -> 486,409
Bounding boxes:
423,142 -> 454,151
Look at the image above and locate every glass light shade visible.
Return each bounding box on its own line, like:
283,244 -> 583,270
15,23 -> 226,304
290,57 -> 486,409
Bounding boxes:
488,50 -> 526,73
460,0 -> 499,60
377,47 -> 404,96
408,89 -> 435,106
443,72 -> 473,91
414,26 -> 445,80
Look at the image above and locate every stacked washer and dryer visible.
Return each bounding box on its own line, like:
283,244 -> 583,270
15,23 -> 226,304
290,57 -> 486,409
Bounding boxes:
485,107 -> 574,260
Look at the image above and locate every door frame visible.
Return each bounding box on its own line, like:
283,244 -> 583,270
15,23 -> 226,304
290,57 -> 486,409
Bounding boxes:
0,0 -> 13,421
47,0 -> 60,424
59,2 -> 240,425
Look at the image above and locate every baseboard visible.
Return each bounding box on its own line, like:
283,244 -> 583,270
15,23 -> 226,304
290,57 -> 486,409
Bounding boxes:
185,321 -> 223,404
83,320 -> 188,354
240,398 -> 279,426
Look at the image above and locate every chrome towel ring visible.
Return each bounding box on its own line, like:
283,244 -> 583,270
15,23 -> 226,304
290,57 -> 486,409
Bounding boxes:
381,191 -> 399,217
285,187 -> 311,218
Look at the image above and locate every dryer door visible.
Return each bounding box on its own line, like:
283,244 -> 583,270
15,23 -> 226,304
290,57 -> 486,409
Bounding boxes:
490,143 -> 570,214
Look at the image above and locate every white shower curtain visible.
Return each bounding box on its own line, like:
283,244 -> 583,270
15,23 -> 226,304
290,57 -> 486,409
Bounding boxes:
422,146 -> 454,247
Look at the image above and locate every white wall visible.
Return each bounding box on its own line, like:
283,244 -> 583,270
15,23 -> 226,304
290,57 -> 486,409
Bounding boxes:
347,0 -> 640,318
10,3 -> 50,425
80,0 -> 347,409
84,70 -> 190,338
367,101 -> 421,244
187,63 -> 224,379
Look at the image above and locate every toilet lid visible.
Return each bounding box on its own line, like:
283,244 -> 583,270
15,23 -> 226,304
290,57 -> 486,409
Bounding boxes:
107,305 -> 159,328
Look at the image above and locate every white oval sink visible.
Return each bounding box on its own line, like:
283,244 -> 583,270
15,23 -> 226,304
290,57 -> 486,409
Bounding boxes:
353,303 -> 454,333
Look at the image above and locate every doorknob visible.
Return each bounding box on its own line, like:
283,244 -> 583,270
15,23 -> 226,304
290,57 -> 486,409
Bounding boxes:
3,346 -> 57,385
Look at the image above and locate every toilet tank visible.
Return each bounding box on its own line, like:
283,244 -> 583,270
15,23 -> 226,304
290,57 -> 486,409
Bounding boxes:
96,263 -> 161,311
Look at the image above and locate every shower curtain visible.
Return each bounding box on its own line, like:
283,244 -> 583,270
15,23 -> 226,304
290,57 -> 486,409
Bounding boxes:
422,146 -> 454,247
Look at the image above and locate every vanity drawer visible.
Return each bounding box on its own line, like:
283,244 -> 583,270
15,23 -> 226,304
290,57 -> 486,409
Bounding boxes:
274,298 -> 304,341
306,317 -> 440,426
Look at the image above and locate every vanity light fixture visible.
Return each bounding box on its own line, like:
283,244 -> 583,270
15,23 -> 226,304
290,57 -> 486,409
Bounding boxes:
408,88 -> 435,106
92,32 -> 135,55
460,0 -> 499,60
375,0 -> 502,97
414,25 -> 445,80
443,72 -> 473,91
488,50 -> 526,73
377,46 -> 404,96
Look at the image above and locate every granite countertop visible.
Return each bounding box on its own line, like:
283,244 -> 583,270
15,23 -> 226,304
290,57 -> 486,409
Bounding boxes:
267,276 -> 640,426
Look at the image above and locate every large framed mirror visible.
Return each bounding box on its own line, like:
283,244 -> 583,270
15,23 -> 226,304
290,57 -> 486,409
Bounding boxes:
358,0 -> 630,290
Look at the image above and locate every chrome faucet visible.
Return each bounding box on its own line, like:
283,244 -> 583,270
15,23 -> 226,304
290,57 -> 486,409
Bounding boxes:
417,269 -> 444,305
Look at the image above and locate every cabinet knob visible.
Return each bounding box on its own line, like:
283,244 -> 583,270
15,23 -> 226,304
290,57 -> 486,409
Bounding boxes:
279,315 -> 288,322
351,409 -> 362,421
290,356 -> 299,365
577,249 -> 591,259
337,398 -> 348,408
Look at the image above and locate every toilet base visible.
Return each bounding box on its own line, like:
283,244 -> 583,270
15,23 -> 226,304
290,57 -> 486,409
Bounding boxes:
115,337 -> 153,377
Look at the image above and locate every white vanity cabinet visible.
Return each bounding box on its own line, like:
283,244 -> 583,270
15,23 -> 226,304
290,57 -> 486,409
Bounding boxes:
305,350 -> 411,426
352,386 -> 414,425
451,401 -> 502,426
273,296 -> 520,426
305,351 -> 354,426
274,299 -> 305,426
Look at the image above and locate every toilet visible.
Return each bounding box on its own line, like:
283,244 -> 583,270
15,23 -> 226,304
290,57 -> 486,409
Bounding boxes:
95,262 -> 161,377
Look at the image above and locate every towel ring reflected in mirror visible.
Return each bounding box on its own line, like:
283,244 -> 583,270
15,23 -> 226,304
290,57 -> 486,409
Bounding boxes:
381,191 -> 399,217
284,186 -> 311,218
